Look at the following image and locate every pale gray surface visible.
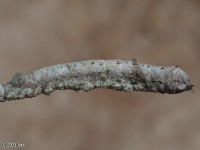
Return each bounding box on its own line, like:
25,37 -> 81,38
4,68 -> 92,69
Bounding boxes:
0,0 -> 199,150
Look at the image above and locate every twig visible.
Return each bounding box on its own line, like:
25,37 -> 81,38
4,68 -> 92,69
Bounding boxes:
0,59 -> 193,102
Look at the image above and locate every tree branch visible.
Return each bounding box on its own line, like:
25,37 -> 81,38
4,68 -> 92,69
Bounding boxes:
0,59 -> 193,102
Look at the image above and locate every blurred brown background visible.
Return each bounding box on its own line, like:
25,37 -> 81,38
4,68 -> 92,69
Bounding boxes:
0,0 -> 199,150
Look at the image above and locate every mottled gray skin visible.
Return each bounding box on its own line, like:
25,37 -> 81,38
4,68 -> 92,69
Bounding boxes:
0,59 -> 193,102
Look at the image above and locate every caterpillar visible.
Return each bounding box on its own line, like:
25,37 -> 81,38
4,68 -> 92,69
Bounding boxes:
0,59 -> 193,102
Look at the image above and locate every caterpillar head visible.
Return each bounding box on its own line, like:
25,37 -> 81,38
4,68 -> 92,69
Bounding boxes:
170,67 -> 193,93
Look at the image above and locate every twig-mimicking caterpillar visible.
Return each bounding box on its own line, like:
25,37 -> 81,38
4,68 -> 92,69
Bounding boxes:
0,59 -> 193,102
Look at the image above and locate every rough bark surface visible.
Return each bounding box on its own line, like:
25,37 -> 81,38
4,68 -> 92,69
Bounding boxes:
0,59 -> 193,102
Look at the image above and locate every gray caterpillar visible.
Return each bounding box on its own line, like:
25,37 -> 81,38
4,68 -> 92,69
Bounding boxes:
0,59 -> 193,102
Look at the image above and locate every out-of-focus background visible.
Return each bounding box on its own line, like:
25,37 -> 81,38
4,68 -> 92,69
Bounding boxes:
0,0 -> 199,149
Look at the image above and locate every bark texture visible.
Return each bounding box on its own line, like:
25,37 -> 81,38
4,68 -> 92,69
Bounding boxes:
0,59 -> 193,102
